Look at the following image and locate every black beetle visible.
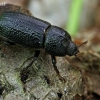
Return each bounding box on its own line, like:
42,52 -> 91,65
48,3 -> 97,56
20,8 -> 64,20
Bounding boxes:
0,12 -> 79,55
0,6 -> 86,81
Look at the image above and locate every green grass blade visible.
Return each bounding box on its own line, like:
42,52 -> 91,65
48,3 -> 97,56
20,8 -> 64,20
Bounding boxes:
66,0 -> 83,36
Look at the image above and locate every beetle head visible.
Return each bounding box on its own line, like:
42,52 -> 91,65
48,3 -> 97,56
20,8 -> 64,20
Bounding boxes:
62,38 -> 79,56
62,37 -> 87,56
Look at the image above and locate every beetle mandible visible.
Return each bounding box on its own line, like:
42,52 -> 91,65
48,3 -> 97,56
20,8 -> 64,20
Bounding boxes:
0,5 -> 85,81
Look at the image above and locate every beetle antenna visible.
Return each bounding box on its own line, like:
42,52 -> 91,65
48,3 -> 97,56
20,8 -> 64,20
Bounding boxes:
74,41 -> 87,60
78,41 -> 88,48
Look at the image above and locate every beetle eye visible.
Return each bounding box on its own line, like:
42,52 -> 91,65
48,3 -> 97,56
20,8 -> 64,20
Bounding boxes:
74,46 -> 78,51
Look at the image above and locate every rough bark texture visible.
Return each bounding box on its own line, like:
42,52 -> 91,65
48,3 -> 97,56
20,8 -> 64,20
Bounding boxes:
0,4 -> 84,100
0,41 -> 84,100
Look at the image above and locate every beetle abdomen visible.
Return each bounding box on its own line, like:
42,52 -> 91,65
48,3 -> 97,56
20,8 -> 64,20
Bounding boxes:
0,12 -> 51,48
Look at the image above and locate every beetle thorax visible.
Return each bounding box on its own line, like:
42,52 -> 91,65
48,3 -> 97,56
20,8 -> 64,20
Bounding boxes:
44,26 -> 70,56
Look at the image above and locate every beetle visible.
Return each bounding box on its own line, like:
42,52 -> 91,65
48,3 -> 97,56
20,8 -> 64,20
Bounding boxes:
0,6 -> 86,81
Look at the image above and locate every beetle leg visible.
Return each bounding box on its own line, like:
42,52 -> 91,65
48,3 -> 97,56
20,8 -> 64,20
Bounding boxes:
20,50 -> 40,83
0,37 -> 15,45
51,56 -> 66,82
6,41 -> 16,45
25,50 -> 40,70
